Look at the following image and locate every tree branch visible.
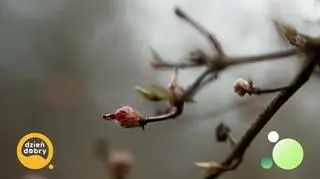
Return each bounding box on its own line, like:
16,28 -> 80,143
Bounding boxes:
175,7 -> 225,58
139,102 -> 184,125
225,48 -> 302,66
140,67 -> 212,126
206,51 -> 320,179
151,48 -> 301,71
248,86 -> 290,95
124,6 -> 308,128
102,6 -> 320,179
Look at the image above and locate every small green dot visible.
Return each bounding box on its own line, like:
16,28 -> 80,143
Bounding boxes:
272,138 -> 304,170
260,157 -> 273,169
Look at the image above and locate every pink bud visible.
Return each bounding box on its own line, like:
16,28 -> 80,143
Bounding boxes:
233,78 -> 252,96
103,106 -> 143,128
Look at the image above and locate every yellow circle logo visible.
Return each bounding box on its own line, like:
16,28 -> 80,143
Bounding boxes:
16,133 -> 54,170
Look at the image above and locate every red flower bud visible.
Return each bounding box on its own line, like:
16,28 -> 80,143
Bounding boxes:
103,106 -> 143,128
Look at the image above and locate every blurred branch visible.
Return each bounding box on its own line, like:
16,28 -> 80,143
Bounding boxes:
151,48 -> 301,70
93,138 -> 109,165
312,69 -> 320,76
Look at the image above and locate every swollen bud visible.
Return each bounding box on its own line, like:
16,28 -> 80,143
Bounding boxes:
215,123 -> 231,142
103,106 -> 144,129
274,21 -> 307,47
233,78 -> 252,97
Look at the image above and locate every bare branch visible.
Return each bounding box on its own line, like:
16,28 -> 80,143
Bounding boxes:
174,7 -> 225,58
206,51 -> 320,179
102,6 -> 320,179
225,48 -> 302,66
138,48 -> 299,127
152,48 -> 301,71
105,7 -> 307,130
151,61 -> 205,69
151,49 -> 209,69
139,102 -> 184,126
181,68 -> 213,101
248,86 -> 290,95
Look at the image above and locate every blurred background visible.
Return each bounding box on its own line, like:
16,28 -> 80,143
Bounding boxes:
1,0 -> 320,179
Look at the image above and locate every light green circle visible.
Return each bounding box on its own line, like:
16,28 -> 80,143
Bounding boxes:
272,138 -> 304,170
260,157 -> 273,169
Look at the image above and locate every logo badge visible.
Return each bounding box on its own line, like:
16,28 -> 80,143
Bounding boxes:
16,133 -> 54,170
260,131 -> 304,170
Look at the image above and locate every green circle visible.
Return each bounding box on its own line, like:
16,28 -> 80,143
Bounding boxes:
272,138 -> 304,170
260,157 -> 273,169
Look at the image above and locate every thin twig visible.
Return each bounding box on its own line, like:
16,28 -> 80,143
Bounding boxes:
139,102 -> 184,126
174,7 -> 225,58
248,86 -> 290,95
227,134 -> 237,148
225,48 -> 301,66
181,68 -> 213,101
206,51 -> 320,179
151,61 -> 205,69
152,48 -> 301,71
140,68 -> 213,126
